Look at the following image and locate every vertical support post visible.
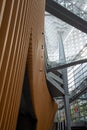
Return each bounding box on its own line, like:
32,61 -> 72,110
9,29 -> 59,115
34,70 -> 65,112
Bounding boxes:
58,32 -> 71,130
62,69 -> 71,130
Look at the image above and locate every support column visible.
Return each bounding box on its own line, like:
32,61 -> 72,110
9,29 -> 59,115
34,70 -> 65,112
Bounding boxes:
58,32 -> 71,130
62,69 -> 71,130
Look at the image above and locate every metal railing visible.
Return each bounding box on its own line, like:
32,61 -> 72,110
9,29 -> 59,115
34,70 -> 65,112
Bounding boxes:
68,63 -> 87,94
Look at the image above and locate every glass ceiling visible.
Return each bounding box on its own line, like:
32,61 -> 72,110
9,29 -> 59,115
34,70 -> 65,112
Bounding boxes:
45,12 -> 87,68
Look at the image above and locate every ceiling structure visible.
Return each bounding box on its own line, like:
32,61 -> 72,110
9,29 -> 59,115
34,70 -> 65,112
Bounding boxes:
45,0 -> 87,65
45,0 -> 87,93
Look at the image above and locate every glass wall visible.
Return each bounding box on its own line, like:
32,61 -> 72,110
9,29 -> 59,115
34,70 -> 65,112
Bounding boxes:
71,93 -> 87,122
57,93 -> 87,122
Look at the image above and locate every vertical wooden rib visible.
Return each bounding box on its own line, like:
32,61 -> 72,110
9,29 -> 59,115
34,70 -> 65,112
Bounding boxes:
0,0 -> 6,27
0,0 -> 31,129
2,0 -> 24,129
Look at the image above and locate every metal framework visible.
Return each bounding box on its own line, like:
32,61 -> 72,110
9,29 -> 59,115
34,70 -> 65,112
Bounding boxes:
45,1 -> 87,129
45,33 -> 72,130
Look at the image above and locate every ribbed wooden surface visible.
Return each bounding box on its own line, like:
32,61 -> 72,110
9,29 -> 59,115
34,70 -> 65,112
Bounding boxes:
0,0 -> 31,130
0,0 -> 57,130
27,1 -> 58,130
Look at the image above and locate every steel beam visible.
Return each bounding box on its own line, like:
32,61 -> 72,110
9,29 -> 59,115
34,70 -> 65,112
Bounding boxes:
47,58 -> 87,72
46,0 -> 87,34
62,69 -> 71,130
58,33 -> 71,130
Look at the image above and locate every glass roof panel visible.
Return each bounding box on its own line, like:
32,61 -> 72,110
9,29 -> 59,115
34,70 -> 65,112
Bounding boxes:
45,12 -> 87,68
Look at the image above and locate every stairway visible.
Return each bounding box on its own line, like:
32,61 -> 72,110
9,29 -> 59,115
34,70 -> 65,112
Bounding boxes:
46,69 -> 64,98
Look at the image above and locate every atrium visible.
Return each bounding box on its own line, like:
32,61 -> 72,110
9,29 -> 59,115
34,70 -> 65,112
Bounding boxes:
45,0 -> 87,130
0,0 -> 87,130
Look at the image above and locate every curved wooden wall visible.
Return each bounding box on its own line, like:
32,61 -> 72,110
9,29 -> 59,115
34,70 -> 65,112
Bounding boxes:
0,0 -> 57,130
27,1 -> 58,130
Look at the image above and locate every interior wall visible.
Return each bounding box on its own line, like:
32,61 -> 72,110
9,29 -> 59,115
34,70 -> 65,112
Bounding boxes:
0,0 -> 57,130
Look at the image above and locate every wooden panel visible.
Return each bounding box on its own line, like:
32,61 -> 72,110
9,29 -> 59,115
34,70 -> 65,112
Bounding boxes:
0,0 -> 58,130
0,0 -> 31,130
27,1 -> 58,130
